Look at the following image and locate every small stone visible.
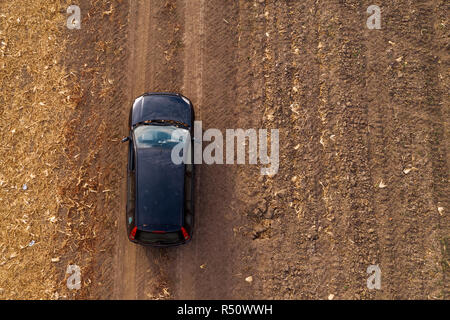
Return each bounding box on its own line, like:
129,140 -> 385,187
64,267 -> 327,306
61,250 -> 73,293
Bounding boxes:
254,224 -> 266,234
245,276 -> 253,283
328,294 -> 335,300
264,207 -> 275,219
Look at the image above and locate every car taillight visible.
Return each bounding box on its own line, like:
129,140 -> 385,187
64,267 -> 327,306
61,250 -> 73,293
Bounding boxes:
152,230 -> 166,234
129,226 -> 137,240
181,227 -> 190,241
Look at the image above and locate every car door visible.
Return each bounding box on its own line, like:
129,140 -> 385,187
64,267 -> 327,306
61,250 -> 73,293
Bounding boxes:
183,137 -> 194,235
126,136 -> 136,235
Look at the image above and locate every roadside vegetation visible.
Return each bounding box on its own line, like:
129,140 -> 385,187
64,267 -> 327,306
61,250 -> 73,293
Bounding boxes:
0,0 -> 75,299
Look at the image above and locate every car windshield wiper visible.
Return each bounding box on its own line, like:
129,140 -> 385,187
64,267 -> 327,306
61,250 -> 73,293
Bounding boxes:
165,119 -> 190,129
133,119 -> 189,129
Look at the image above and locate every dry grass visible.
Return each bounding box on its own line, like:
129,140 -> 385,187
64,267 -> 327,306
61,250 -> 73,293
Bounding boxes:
0,0 -> 127,299
0,0 -> 77,299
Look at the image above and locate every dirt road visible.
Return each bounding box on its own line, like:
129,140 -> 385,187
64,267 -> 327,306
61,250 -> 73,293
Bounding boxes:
1,0 -> 446,299
114,0 -> 251,300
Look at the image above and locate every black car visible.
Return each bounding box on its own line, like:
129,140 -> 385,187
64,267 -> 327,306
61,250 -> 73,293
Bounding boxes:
122,92 -> 194,246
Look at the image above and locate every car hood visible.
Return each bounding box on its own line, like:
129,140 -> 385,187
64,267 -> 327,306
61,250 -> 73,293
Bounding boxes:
136,147 -> 185,232
131,94 -> 192,127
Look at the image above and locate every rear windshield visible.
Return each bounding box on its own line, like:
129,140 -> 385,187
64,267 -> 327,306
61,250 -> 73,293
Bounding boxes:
136,230 -> 183,245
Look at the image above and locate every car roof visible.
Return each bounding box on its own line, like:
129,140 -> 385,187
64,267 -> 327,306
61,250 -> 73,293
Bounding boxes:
131,93 -> 192,128
135,145 -> 185,232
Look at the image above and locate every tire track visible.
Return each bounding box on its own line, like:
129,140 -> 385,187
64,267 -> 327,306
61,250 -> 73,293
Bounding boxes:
169,0 -> 243,300
318,0 -> 378,299
113,0 -> 152,300
363,0 -> 447,299
171,0 -> 205,299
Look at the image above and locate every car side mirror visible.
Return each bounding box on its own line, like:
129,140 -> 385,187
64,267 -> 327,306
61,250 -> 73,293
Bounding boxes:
121,136 -> 130,143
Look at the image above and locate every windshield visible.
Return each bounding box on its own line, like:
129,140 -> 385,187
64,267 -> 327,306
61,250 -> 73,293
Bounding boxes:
133,125 -> 189,149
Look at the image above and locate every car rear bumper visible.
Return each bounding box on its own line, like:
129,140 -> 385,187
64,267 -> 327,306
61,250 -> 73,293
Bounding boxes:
129,237 -> 192,248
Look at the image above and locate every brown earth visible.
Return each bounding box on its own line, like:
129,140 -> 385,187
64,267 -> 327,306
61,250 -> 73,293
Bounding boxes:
0,0 -> 448,299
